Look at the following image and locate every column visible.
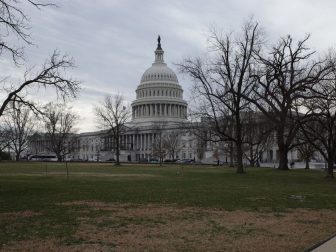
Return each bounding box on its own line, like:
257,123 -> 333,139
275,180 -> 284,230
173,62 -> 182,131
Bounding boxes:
145,134 -> 148,150
140,134 -> 143,151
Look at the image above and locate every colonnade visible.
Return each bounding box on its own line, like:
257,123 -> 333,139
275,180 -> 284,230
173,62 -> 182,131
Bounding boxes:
132,103 -> 187,119
120,133 -> 157,151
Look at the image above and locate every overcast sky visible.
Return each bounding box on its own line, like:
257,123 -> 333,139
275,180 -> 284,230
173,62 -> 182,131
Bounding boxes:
1,0 -> 336,132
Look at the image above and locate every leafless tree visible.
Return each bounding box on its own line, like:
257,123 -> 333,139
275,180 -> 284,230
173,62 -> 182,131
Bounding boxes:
0,51 -> 80,118
296,143 -> 316,170
244,35 -> 333,170
298,58 -> 336,177
44,103 -> 78,161
242,111 -> 273,167
151,123 -> 165,165
95,94 -> 130,165
4,101 -> 35,160
0,125 -> 10,154
162,130 -> 182,160
179,20 -> 262,173
0,0 -> 54,63
195,135 -> 206,161
0,1 -> 80,119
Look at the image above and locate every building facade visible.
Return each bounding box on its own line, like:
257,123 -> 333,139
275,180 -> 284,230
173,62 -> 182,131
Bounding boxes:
29,37 -> 196,162
29,37 -> 322,167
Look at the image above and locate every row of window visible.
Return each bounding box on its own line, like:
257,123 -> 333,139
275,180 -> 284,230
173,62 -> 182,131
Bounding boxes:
142,73 -> 176,81
137,88 -> 182,98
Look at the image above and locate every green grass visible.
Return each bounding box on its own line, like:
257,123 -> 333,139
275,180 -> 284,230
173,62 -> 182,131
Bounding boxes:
0,161 -> 335,246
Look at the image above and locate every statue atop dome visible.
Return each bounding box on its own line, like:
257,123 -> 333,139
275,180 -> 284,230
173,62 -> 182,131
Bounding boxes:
157,35 -> 162,50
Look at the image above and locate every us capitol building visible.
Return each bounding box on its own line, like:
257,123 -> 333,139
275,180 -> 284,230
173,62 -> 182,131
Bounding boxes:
29,37 -> 202,162
28,37 -> 307,166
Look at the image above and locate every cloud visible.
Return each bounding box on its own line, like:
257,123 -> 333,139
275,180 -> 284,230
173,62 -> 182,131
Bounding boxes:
1,0 -> 336,132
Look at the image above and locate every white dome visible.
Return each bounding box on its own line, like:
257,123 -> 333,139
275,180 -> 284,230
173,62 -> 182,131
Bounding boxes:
131,36 -> 187,124
140,63 -> 178,83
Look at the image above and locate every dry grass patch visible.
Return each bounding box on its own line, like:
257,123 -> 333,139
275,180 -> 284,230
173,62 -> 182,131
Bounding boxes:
0,210 -> 41,220
3,201 -> 334,252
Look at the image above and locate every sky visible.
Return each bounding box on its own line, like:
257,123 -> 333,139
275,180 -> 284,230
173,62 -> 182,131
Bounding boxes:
1,0 -> 336,132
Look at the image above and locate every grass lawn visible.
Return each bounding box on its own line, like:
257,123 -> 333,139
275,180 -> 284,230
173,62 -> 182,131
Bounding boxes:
0,161 -> 335,251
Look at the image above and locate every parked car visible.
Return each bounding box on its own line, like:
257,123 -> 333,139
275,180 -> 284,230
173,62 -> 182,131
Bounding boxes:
164,159 -> 176,163
177,159 -> 195,164
149,158 -> 159,163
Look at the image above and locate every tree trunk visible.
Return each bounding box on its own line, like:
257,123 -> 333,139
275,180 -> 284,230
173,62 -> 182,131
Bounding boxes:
235,114 -> 244,173
115,135 -> 120,165
277,134 -> 289,170
305,159 -> 310,170
229,142 -> 234,167
249,145 -> 255,167
15,153 -> 20,161
326,160 -> 334,178
278,148 -> 289,170
236,141 -> 244,174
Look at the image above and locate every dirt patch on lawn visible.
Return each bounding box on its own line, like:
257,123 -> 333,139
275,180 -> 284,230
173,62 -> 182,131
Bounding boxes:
2,202 -> 336,252
0,210 -> 41,220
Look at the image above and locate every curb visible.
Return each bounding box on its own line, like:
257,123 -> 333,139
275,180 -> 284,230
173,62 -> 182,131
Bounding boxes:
304,233 -> 336,251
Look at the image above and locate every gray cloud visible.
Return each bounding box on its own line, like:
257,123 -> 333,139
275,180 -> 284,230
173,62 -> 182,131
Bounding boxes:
1,0 -> 336,131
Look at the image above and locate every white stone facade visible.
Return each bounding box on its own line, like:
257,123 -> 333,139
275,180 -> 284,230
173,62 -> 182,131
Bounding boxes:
28,37 -> 317,167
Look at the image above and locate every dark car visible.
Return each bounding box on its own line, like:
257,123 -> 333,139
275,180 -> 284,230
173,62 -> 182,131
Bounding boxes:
178,159 -> 195,164
139,158 -> 148,163
149,158 -> 159,163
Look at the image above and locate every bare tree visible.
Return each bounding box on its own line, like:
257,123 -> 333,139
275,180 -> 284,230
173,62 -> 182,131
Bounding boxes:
0,0 -> 54,63
151,123 -> 165,165
0,125 -> 10,158
4,101 -> 35,160
44,103 -> 78,162
242,111 -> 273,167
0,51 -> 80,118
296,143 -> 315,170
179,20 -> 261,173
298,59 -> 336,177
244,35 -> 332,170
95,94 -> 130,165
0,1 -> 80,119
162,130 -> 182,160
195,135 -> 206,161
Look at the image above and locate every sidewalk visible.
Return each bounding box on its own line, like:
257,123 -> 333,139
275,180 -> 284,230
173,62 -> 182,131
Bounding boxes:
309,235 -> 336,251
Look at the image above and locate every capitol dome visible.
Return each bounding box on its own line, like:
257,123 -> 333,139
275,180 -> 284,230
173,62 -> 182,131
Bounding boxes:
140,63 -> 178,83
131,36 -> 188,124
